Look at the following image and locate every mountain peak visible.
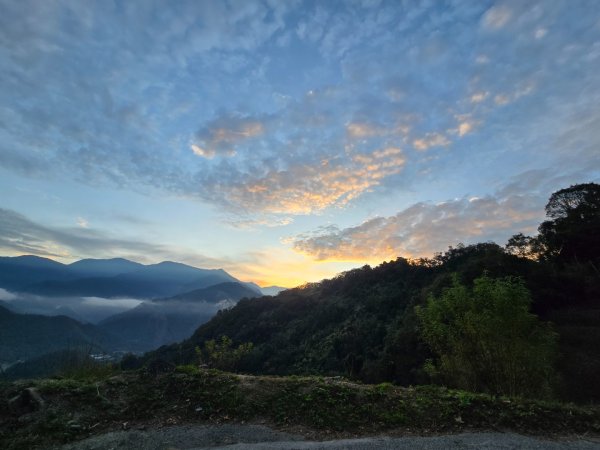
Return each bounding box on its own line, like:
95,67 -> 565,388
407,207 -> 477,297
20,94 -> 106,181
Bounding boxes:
1,255 -> 65,268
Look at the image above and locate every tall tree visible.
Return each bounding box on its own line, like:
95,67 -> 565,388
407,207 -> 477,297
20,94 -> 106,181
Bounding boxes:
416,275 -> 557,398
538,183 -> 600,265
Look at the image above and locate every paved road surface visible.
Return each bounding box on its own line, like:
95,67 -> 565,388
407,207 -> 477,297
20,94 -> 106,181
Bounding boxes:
58,424 -> 600,450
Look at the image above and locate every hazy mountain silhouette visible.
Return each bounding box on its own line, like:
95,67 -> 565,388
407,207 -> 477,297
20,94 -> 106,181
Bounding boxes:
259,285 -> 287,296
98,281 -> 259,352
161,281 -> 260,303
0,304 -> 115,367
0,255 -> 74,291
0,256 -> 242,299
67,257 -> 144,277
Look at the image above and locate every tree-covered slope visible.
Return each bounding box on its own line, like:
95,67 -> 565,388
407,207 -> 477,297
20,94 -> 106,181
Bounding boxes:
0,305 -> 115,366
147,248 -> 533,380
145,241 -> 600,402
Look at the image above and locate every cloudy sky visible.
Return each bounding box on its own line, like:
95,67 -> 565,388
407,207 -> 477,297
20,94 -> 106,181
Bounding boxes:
1,0 -> 599,287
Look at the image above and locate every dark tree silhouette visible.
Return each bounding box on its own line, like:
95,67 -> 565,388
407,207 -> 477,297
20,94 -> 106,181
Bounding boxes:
538,183 -> 600,265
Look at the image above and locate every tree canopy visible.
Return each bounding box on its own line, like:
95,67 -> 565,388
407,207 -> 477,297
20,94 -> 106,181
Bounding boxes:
538,182 -> 600,265
416,275 -> 557,398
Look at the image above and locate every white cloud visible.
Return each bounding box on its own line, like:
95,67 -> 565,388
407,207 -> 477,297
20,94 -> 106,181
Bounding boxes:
481,5 -> 513,30
534,28 -> 548,39
413,133 -> 451,151
77,217 -> 89,228
458,121 -> 474,137
470,92 -> 489,103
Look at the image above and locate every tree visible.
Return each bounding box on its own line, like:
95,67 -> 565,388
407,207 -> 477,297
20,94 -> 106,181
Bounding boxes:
416,274 -> 557,398
545,182 -> 600,220
505,233 -> 541,259
538,183 -> 600,265
195,335 -> 253,371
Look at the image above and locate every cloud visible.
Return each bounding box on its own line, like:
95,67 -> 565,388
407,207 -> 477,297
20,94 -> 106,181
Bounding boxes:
0,207 -> 221,267
225,216 -> 294,229
222,147 -> 406,214
346,121 -> 410,139
457,122 -> 474,136
534,28 -> 548,39
346,122 -> 385,138
0,288 -> 17,301
413,133 -> 451,151
290,162 -> 600,263
291,191 -> 544,262
0,0 -> 599,223
191,114 -> 265,158
2,292 -> 145,323
481,4 -> 513,30
0,206 -> 334,287
470,92 -> 489,103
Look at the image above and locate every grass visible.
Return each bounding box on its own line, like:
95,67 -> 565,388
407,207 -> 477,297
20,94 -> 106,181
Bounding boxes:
1,367 -> 599,449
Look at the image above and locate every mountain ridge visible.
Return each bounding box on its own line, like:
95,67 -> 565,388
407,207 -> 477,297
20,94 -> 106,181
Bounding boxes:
0,255 -> 244,299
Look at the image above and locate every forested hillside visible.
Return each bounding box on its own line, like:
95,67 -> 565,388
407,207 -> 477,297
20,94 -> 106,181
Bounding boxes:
145,183 -> 600,403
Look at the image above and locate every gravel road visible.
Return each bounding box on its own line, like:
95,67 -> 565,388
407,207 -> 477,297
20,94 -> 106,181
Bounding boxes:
57,424 -> 600,450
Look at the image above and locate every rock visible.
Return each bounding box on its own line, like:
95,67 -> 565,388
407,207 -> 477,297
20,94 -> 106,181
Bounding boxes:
67,419 -> 82,431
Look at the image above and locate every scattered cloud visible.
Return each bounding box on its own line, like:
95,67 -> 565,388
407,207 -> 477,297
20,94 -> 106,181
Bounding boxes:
0,0 -> 599,226
457,122 -> 474,137
346,122 -> 385,138
470,92 -> 489,103
225,216 -> 294,229
346,122 -> 410,140
413,133 -> 451,151
224,147 -> 406,214
481,4 -> 513,31
192,114 -> 265,158
76,217 -> 89,228
534,28 -> 548,39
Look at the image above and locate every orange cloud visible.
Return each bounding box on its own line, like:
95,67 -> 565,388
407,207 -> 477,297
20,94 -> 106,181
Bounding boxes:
290,193 -> 544,262
226,147 -> 406,214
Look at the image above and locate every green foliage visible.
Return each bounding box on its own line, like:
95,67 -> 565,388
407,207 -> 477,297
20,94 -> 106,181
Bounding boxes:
416,275 -> 558,398
195,335 -> 254,371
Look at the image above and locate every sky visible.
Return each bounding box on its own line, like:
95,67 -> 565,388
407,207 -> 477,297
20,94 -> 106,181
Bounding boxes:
1,0 -> 599,287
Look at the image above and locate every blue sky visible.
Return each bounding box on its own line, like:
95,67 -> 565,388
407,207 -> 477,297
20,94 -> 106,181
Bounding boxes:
1,0 -> 599,286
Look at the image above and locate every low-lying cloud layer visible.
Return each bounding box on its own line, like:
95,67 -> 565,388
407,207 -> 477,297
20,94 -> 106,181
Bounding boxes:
0,291 -> 144,324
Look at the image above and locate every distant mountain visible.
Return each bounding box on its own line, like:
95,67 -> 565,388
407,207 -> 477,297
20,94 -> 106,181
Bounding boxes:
0,305 -> 116,367
98,302 -> 212,352
67,258 -> 144,277
260,285 -> 288,296
0,255 -> 73,291
98,281 -> 258,352
162,282 -> 260,303
11,257 -> 241,299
